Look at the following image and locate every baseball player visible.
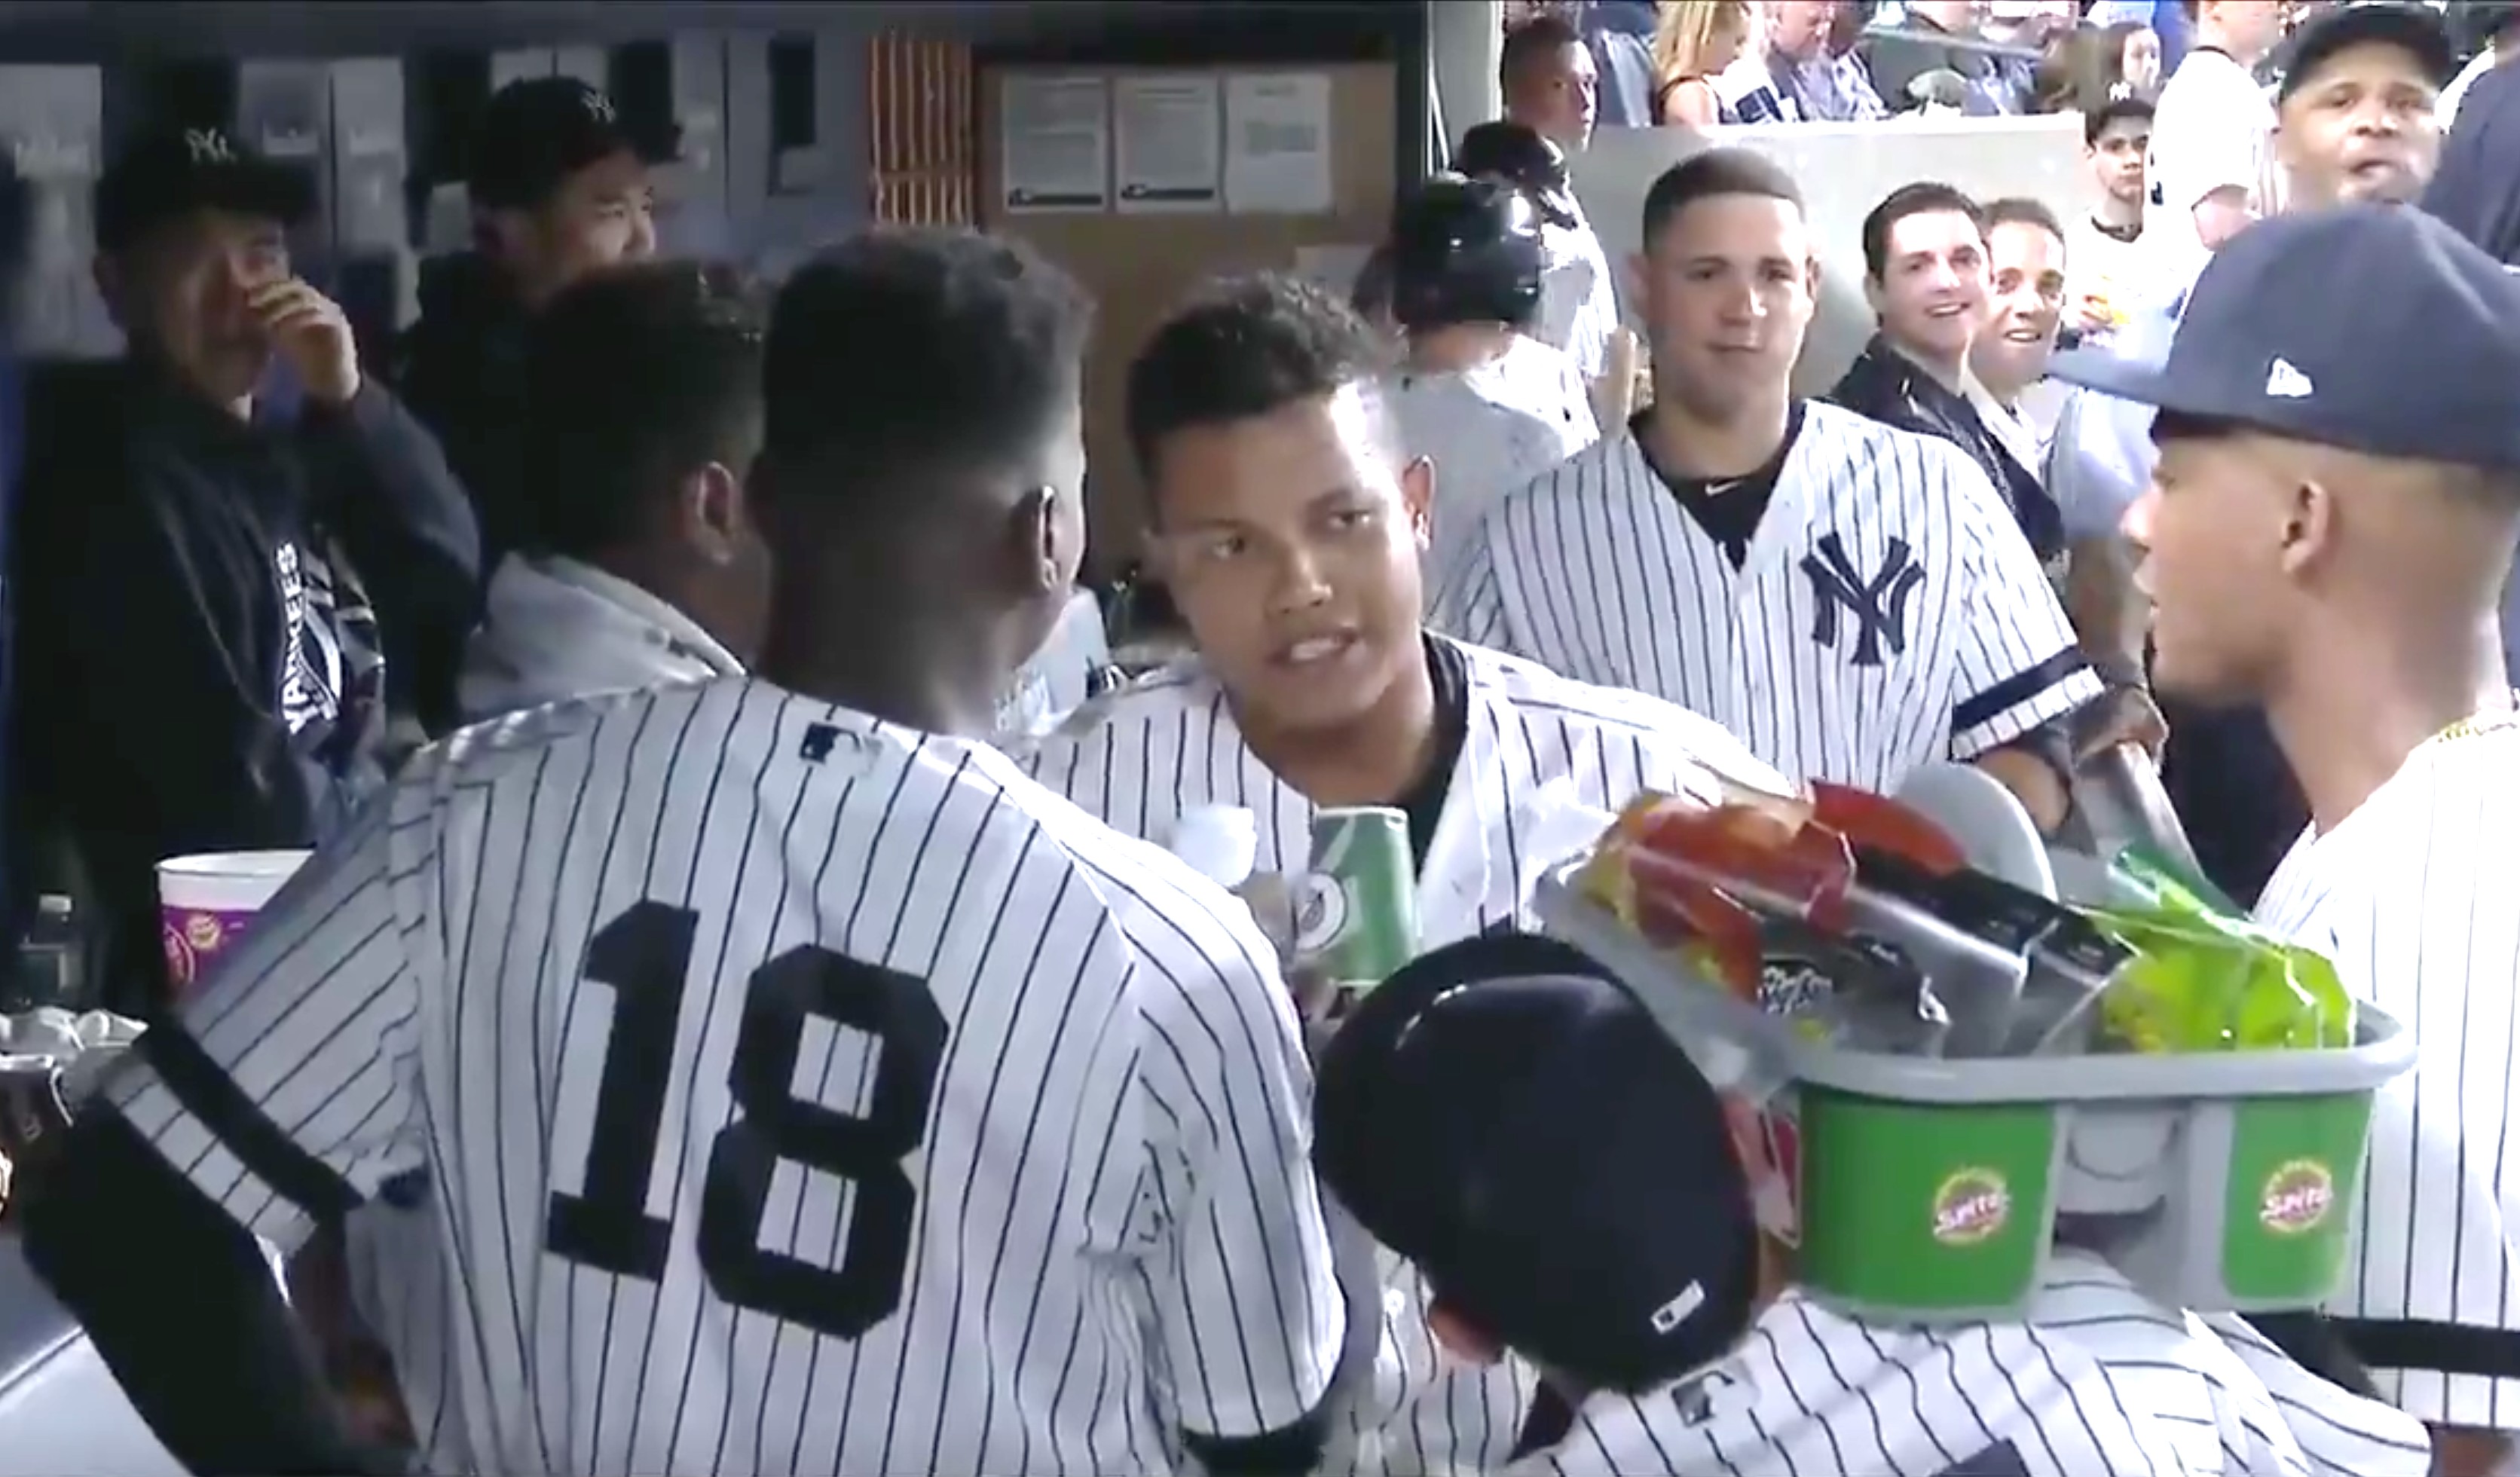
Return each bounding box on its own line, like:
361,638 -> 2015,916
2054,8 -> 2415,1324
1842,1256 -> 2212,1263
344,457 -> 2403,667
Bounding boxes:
1378,175 -> 1598,592
1311,934 -> 2433,1477
17,228 -> 1347,1477
1022,271 -> 1788,1475
1428,148 -> 2103,831
2050,203 -> 2520,1475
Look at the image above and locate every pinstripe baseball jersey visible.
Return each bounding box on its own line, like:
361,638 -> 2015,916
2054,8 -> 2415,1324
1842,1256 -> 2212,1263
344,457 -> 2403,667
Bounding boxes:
1427,401 -> 2103,794
2035,1252 -> 2431,1476
1499,1267 -> 2206,1476
1017,635 -> 1794,1476
86,677 -> 1347,1476
1382,336 -> 1598,591
2252,709 -> 2520,1435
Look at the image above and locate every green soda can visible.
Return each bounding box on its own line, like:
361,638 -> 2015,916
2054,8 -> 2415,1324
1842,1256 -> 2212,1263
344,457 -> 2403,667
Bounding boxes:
1295,806 -> 1419,992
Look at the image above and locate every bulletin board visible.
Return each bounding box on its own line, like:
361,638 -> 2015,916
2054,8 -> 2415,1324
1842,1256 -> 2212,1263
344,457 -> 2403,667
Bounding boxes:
980,62 -> 1398,579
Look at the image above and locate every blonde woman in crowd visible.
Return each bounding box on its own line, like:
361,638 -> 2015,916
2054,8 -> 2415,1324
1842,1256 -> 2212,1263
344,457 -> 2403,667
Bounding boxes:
1654,0 -> 1754,126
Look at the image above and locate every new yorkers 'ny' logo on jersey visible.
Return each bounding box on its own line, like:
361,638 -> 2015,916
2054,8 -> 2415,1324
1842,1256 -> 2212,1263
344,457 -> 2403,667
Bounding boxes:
1800,532 -> 1925,667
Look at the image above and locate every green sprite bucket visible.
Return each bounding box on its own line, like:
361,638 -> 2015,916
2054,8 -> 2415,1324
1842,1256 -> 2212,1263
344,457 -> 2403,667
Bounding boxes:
1539,865 -> 2414,1322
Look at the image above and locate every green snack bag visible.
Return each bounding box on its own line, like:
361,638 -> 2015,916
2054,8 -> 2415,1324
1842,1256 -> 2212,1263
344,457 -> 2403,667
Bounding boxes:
2085,849 -> 2353,1053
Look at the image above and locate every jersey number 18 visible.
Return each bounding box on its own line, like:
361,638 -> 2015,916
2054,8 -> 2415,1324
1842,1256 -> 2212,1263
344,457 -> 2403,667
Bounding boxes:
544,900 -> 949,1342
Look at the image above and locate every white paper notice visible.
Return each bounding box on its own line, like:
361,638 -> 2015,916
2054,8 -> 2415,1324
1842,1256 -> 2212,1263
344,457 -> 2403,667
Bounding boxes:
1113,74 -> 1220,213
1000,75 -> 1111,213
1224,72 -> 1333,215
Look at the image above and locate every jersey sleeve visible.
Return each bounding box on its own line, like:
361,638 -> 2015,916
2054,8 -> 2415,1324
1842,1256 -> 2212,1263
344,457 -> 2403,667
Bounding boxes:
2307,766 -> 2520,1432
1118,860 -> 1344,1442
91,791 -> 434,1253
2200,1313 -> 2434,1477
1937,447 -> 2103,758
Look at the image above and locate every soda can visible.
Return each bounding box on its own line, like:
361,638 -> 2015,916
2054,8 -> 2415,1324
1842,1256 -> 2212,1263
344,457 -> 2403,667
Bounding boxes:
1295,806 -> 1419,992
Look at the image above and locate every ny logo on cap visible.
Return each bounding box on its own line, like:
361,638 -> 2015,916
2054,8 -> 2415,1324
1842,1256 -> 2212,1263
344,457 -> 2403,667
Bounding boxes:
2264,358 -> 2314,399
581,90 -> 618,124
182,128 -> 238,166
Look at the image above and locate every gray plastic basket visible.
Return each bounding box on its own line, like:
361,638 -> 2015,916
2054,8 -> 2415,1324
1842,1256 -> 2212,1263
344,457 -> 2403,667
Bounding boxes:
1537,863 -> 2415,1321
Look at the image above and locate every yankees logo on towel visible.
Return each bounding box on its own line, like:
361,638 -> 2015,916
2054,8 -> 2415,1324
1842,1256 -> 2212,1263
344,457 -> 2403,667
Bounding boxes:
2254,710 -> 2520,1439
93,678 -> 1346,1477
1430,401 -> 2100,794
1800,531 -> 1925,667
1018,635 -> 1793,1477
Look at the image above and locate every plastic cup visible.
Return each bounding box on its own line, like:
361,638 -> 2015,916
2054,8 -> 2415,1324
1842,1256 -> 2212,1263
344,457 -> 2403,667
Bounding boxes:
157,850 -> 310,994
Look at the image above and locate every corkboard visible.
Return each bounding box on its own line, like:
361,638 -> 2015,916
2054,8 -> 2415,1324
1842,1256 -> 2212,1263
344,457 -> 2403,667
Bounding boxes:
980,62 -> 1397,581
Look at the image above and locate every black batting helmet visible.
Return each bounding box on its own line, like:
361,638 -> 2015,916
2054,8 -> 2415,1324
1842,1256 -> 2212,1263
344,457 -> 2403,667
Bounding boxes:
1453,120 -> 1580,231
1387,174 -> 1547,333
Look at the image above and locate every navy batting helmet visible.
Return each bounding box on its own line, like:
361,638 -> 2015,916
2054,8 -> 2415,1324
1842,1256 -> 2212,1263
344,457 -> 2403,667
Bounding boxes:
1453,120 -> 1580,231
1387,174 -> 1547,333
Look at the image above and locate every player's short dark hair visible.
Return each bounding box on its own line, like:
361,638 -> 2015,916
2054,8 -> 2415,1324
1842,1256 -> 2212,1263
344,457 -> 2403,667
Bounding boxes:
760,225 -> 1093,495
2085,95 -> 2155,146
1501,14 -> 1583,93
521,258 -> 767,556
1124,272 -> 1388,509
1861,180 -> 1985,281
1640,147 -> 1804,247
1982,196 -> 2066,245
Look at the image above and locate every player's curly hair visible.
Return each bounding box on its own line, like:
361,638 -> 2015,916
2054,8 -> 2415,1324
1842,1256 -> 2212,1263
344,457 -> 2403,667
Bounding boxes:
1123,272 -> 1389,505
522,258 -> 768,557
762,225 -> 1093,494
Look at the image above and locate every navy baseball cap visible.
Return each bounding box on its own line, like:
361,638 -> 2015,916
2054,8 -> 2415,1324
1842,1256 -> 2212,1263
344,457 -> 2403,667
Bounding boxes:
1313,931 -> 1761,1395
2048,204 -> 2520,471
95,126 -> 316,252
2274,2 -> 2455,103
468,77 -> 680,211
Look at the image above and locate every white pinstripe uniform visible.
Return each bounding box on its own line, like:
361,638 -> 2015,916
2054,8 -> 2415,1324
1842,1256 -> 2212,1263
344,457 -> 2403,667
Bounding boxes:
1501,1252 -> 2429,1477
87,677 -> 1347,1476
1383,335 -> 1599,593
1428,402 -> 2104,794
2035,1254 -> 2432,1477
1017,635 -> 1794,1477
2253,710 -> 2520,1437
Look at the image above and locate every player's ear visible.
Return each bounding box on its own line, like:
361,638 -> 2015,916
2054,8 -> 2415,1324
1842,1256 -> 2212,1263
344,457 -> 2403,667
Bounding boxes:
1624,251 -> 1650,309
1861,270 -> 1885,318
1424,1300 -> 1504,1367
1803,253 -> 1822,299
1399,456 -> 1434,546
2277,472 -> 2338,579
1012,485 -> 1078,596
680,460 -> 749,566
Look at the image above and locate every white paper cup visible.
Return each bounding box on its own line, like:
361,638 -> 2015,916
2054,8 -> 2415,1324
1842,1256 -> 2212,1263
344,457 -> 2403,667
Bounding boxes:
156,850 -> 310,994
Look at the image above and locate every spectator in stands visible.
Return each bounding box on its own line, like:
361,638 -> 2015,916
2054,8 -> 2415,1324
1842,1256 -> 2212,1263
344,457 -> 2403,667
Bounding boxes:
11,127 -> 478,1015
1583,0 -> 1663,127
1831,182 -> 2064,570
1970,197 -> 2162,757
457,261 -> 767,725
1653,0 -> 1754,125
2268,0 -> 2449,210
2069,97 -> 2154,342
1722,0 -> 1860,121
2439,2 -> 2519,124
1501,13 -> 1599,154
1867,0 -> 2033,114
1807,0 -> 1894,118
2144,0 -> 2286,287
395,77 -> 677,618
2100,18 -> 2165,97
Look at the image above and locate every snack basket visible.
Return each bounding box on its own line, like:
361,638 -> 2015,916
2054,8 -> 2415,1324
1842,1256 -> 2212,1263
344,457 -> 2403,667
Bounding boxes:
1535,861 -> 2415,1323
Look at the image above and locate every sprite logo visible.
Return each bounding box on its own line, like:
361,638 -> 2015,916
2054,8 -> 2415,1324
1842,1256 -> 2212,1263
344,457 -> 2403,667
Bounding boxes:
2259,1159 -> 2335,1235
1930,1167 -> 2011,1246
1292,872 -> 1350,956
